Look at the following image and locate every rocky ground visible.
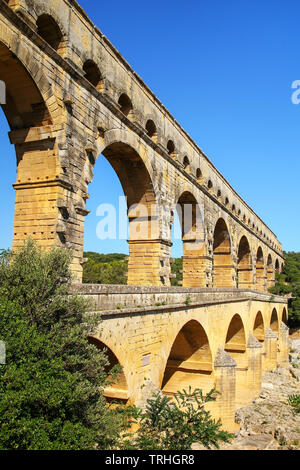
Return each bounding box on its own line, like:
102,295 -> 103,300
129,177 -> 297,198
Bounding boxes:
194,332 -> 300,451
221,333 -> 300,450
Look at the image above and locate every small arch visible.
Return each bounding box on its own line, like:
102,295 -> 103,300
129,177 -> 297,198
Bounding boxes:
167,140 -> 175,157
217,189 -> 222,201
267,254 -> 274,289
196,168 -> 203,183
145,119 -> 157,140
232,204 -> 236,214
36,14 -> 64,54
183,156 -> 190,173
207,179 -> 213,193
161,320 -> 213,397
237,209 -> 241,218
225,197 -> 229,208
88,337 -> 129,403
83,60 -> 103,91
213,218 -> 233,287
118,93 -> 134,120
275,259 -> 280,273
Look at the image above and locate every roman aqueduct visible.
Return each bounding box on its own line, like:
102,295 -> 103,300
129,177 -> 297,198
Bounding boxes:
0,0 -> 289,431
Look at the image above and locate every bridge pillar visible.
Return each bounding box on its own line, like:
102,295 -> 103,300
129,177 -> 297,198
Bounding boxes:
256,268 -> 267,292
247,334 -> 262,402
128,239 -> 171,286
213,348 -> 237,433
264,327 -> 278,371
182,241 -> 211,287
9,128 -> 65,254
278,322 -> 289,367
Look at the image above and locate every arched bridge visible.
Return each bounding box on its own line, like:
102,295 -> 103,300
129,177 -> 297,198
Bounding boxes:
0,0 -> 289,432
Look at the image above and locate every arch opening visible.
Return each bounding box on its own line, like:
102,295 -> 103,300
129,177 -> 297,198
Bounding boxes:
225,314 -> 248,405
237,236 -> 253,289
36,14 -> 64,54
118,93 -> 133,120
84,141 -> 159,286
183,156 -> 190,173
172,191 -> 205,287
88,337 -> 129,403
162,320 -> 214,397
270,308 -> 279,333
256,247 -> 265,292
0,40 -> 59,255
213,218 -> 233,288
145,119 -> 157,141
83,60 -> 103,91
282,307 -> 288,326
253,311 -> 265,344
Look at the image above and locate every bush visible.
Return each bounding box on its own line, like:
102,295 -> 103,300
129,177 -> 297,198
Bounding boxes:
123,387 -> 233,450
0,240 -> 128,450
288,395 -> 300,414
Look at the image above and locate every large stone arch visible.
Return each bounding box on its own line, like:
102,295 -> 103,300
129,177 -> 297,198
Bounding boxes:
224,313 -> 248,405
237,235 -> 253,289
84,130 -> 163,286
172,190 -> 205,287
282,307 -> 288,325
0,37 -> 64,254
212,218 -> 233,288
161,319 -> 214,397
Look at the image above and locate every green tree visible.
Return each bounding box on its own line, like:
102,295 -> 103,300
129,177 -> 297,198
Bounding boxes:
123,388 -> 233,450
270,252 -> 300,328
0,240 -> 127,450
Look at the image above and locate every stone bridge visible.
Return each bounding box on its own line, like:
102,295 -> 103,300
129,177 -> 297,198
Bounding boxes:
0,0 -> 289,432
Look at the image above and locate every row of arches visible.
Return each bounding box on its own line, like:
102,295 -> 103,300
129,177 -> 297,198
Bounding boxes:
6,3 -> 280,252
91,307 -> 288,406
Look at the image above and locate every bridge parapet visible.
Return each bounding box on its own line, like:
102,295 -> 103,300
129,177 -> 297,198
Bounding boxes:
71,283 -> 287,313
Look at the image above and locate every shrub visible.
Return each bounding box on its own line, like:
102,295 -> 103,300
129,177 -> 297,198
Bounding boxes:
0,239 -> 127,450
123,387 -> 233,450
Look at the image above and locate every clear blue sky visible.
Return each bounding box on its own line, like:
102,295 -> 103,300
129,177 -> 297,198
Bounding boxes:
1,0 -> 299,258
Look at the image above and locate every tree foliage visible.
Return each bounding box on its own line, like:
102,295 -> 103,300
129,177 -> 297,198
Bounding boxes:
270,252 -> 300,328
0,240 -> 128,450
122,388 -> 233,450
82,251 -> 184,286
83,252 -> 128,285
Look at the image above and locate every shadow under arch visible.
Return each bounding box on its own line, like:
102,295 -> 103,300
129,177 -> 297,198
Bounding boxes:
161,320 -> 214,397
237,235 -> 253,289
0,41 -> 52,130
88,336 -> 129,404
173,191 -> 205,287
253,311 -> 265,344
282,307 -> 288,325
270,308 -> 279,333
225,313 -> 248,406
0,39 -> 62,252
213,218 -> 233,288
